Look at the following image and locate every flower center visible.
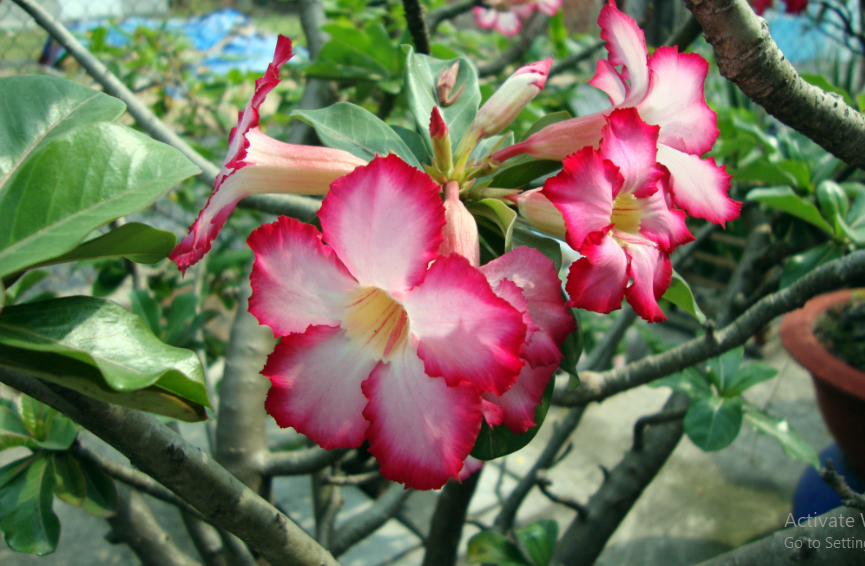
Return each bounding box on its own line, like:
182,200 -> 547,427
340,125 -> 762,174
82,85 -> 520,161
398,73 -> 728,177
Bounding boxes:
342,287 -> 409,362
610,193 -> 642,234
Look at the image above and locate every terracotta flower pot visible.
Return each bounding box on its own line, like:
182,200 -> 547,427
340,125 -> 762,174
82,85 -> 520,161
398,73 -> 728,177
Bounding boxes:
780,289 -> 865,478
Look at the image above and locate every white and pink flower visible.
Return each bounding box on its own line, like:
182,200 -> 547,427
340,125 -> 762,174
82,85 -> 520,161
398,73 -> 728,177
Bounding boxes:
494,0 -> 740,226
542,108 -> 693,322
248,155 -> 531,490
170,35 -> 367,273
474,0 -> 562,37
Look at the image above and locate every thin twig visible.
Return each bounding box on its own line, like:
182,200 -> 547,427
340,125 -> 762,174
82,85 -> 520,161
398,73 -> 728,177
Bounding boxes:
426,0 -> 484,34
535,471 -> 588,518
266,447 -> 349,476
323,471 -> 381,486
329,483 -> 414,557
478,13 -> 550,77
549,41 -> 605,77
821,460 -> 865,511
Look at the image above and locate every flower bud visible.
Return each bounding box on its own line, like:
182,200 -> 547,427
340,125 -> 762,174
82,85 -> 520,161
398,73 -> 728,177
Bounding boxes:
438,61 -> 465,106
471,58 -> 552,138
430,106 -> 453,175
439,181 -> 480,267
514,188 -> 566,240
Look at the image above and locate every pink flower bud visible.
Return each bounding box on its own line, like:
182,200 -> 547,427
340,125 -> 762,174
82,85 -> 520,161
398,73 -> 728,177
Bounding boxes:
430,107 -> 453,174
514,188 -> 566,240
471,58 -> 552,138
437,61 -> 465,106
439,181 -> 480,267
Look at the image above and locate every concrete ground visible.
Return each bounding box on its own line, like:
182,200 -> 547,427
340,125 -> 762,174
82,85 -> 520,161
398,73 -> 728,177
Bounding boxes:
0,321 -> 834,566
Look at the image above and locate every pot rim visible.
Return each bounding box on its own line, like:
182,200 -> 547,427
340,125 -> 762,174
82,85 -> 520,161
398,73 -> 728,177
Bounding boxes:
779,288 -> 865,400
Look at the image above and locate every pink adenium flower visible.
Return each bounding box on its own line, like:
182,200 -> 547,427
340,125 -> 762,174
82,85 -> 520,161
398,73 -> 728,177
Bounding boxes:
750,0 -> 807,15
542,109 -> 693,322
248,155 -> 529,490
170,35 -> 367,273
474,0 -> 562,37
494,0 -> 740,226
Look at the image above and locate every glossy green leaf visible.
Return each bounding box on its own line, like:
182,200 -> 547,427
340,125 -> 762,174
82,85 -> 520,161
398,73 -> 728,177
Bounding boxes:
651,367 -> 712,398
661,271 -> 707,324
403,47 -> 481,151
5,396 -> 80,452
52,453 -> 87,508
512,225 -> 562,272
743,402 -> 820,468
471,377 -> 554,461
780,242 -> 844,289
28,223 -> 176,269
684,395 -> 743,452
520,111 -> 572,142
76,455 -> 118,517
515,520 -> 558,566
723,362 -> 778,397
746,187 -> 834,236
490,158 -> 561,189
468,199 -> 517,251
0,455 -> 60,555
0,75 -> 126,202
706,347 -> 744,393
0,122 -> 199,277
0,296 -> 209,421
0,402 -> 33,451
292,103 -> 421,167
467,530 -> 529,566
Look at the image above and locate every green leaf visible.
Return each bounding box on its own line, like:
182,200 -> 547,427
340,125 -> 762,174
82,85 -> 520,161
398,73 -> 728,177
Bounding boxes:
468,199 -> 517,251
661,271 -> 707,324
521,111 -> 572,142
318,22 -> 401,79
746,187 -> 835,236
723,362 -> 778,397
684,395 -> 743,451
490,158 -> 561,189
4,270 -> 49,305
706,347 -> 744,393
742,402 -> 820,468
163,293 -> 199,346
28,223 -> 176,269
651,367 -> 712,398
403,47 -> 481,152
471,376 -> 554,461
800,73 -> 854,107
0,122 -> 200,277
390,125 -> 430,166
52,452 -> 87,508
292,103 -> 421,167
0,402 -> 34,451
129,289 -> 162,337
467,531 -> 529,566
512,225 -> 562,272
0,75 -> 126,203
780,242 -> 844,289
0,455 -> 60,555
0,296 -> 210,421
76,455 -> 118,517
514,520 -> 558,566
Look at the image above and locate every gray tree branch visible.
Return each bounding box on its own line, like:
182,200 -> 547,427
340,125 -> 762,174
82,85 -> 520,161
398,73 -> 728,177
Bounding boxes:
329,483 -> 414,557
421,470 -> 482,566
266,447 -> 349,476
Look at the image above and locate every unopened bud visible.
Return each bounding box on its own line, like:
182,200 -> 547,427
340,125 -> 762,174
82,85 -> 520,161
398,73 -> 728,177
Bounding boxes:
437,61 -> 465,106
439,181 -> 480,266
430,106 -> 453,175
471,58 -> 552,138
515,188 -> 566,240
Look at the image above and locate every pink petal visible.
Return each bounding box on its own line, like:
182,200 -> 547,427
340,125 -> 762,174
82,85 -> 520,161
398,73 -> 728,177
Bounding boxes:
542,147 -> 622,251
404,254 -> 526,396
440,182 -> 480,267
492,112 -> 608,163
495,11 -> 523,37
565,233 -> 628,314
318,155 -> 445,293
655,144 -> 740,226
597,0 -> 650,104
458,456 -> 485,481
589,59 -> 627,106
599,108 -> 663,198
481,246 -> 575,368
637,47 -> 719,156
535,0 -> 562,16
492,278 -> 539,346
636,174 -> 694,251
474,6 -> 498,29
248,216 -> 357,337
481,399 -> 505,427
263,325 -> 377,449
482,363 -> 557,433
622,240 -> 672,322
362,348 -> 483,490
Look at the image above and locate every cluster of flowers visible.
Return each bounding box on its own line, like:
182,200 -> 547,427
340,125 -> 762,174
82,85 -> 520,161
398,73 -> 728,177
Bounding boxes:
750,0 -> 807,16
170,1 -> 738,490
474,0 -> 563,37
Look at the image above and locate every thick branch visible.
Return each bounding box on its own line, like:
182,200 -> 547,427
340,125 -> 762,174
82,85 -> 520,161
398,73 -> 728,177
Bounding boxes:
684,0 -> 865,168
0,369 -> 339,566
821,460 -> 865,511
403,0 -> 431,55
555,250 -> 865,406
552,392 -> 690,566
421,470 -> 482,566
329,483 -> 414,557
266,447 -> 348,476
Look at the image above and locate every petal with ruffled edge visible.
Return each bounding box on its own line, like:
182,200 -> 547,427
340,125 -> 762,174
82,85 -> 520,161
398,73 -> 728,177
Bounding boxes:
362,347 -> 483,490
170,36 -> 294,273
248,217 -> 357,337
636,174 -> 694,251
598,0 -> 650,104
481,399 -> 505,428
474,6 -> 498,29
481,246 -> 575,368
599,108 -> 663,198
404,254 -> 526,395
491,278 -> 539,346
495,11 -> 523,37
589,59 -> 627,106
458,456 -> 485,481
655,144 -> 740,226
542,147 -> 622,251
319,154 -> 445,293
263,325 -> 378,449
482,363 -> 557,433
566,233 -> 629,313
621,238 -> 672,322
637,47 -> 719,156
